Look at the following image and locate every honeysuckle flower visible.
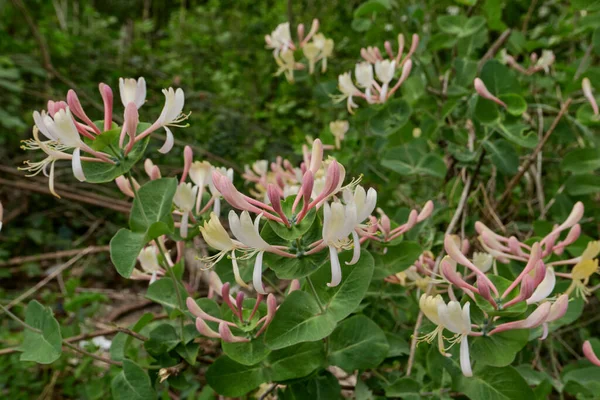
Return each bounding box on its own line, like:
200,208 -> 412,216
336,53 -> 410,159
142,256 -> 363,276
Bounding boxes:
583,341 -> 600,367
355,62 -> 374,96
582,78 -> 599,116
418,294 -> 448,355
334,72 -> 360,113
535,50 -> 555,73
131,246 -> 165,284
119,77 -> 146,109
375,60 -> 396,101
566,258 -> 599,299
173,182 -> 198,238
303,42 -> 320,74
474,78 -> 507,108
189,161 -> 212,213
312,33 -> 334,72
437,301 -> 473,377
489,302 -> 552,335
526,267 -> 556,304
228,211 -> 280,294
265,22 -> 293,54
472,252 -> 493,273
275,49 -> 302,82
114,175 -> 140,198
329,120 -> 349,149
321,201 -> 358,287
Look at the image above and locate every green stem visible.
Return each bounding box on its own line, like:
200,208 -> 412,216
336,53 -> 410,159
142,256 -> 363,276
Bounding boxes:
306,276 -> 325,314
156,241 -> 187,342
0,303 -> 40,333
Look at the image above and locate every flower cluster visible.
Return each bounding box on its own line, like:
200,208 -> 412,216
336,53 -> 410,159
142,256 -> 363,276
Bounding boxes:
198,138 -> 433,294
265,19 -> 334,82
186,282 -> 281,342
20,77 -> 188,197
416,202 -> 598,377
500,49 -> 556,75
334,33 -> 419,113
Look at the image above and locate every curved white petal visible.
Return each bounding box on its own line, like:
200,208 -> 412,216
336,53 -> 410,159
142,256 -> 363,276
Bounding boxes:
71,148 -> 86,182
158,126 -> 175,154
526,268 -> 555,304
231,251 -> 250,288
135,77 -> 147,109
460,336 -> 473,377
253,251 -> 267,294
327,245 -> 342,287
180,212 -> 189,238
346,230 -> 361,265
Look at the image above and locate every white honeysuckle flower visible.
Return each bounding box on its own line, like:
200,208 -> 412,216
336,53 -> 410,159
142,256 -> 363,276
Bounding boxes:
275,49 -> 298,82
71,148 -> 86,182
173,182 -> 198,238
138,247 -> 162,273
527,267 -> 556,304
335,72 -> 359,113
303,42 -> 320,74
119,77 -> 146,109
252,160 -> 269,176
228,211 -> 273,294
157,87 -> 186,154
375,60 -> 396,84
375,60 -> 396,102
42,108 -> 83,148
437,301 -> 472,377
472,252 -> 493,273
419,294 -> 448,355
330,120 -> 349,149
344,185 -> 377,223
322,202 -> 358,287
266,22 -> 292,52
189,161 -> 212,212
535,50 -> 555,73
355,62 -> 374,89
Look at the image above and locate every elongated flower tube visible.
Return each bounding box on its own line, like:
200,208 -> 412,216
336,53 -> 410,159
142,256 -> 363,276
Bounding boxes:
173,182 -> 198,238
474,78 -> 507,108
119,77 -> 146,109
445,234 -> 498,296
190,161 -> 212,213
489,302 -> 552,335
441,257 -> 479,295
131,246 -> 164,284
219,322 -> 250,343
67,89 -> 102,135
321,202 -> 358,287
98,82 -> 113,131
437,301 -> 473,377
583,341 -> 600,367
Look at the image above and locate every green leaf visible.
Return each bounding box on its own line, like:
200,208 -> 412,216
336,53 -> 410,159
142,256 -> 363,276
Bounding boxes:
437,15 -> 486,37
354,0 -> 391,18
175,342 -> 200,365
146,278 -> 187,311
480,60 -> 519,95
474,96 -> 500,124
382,141 -> 447,178
483,140 -> 519,175
470,330 -> 529,367
205,355 -> 266,397
266,341 -> 325,381
474,275 -> 527,318
368,99 -> 412,137
351,18 -> 372,32
267,252 -> 328,280
576,103 -> 600,126
129,178 -> 177,233
328,315 -> 389,372
494,123 -> 538,148
19,300 -> 62,364
82,123 -> 151,183
566,174 -> 600,196
144,323 -> 180,355
499,94 -> 527,116
312,251 -> 375,321
111,360 -> 157,400
110,229 -> 146,278
282,371 -> 341,400
264,290 -> 337,350
384,377 -> 420,397
456,366 -> 534,400
594,27 -> 600,55
373,241 -> 423,279
222,338 -> 271,366
561,148 -> 600,174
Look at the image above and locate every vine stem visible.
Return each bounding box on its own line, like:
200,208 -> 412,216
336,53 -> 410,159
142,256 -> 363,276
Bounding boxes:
306,276 -> 325,313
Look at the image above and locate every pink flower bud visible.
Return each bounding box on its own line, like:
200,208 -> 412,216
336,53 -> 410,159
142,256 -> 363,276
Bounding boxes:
489,302 -> 552,335
248,294 -> 263,321
555,224 -> 581,255
557,202 -> 584,233
417,200 -> 434,222
288,279 -> 301,294
180,145 -> 193,183
99,82 -> 114,131
218,322 -> 249,343
461,239 -> 470,255
297,23 -> 305,43
441,258 -> 478,294
195,317 -> 221,339
67,89 -> 101,134
546,294 -> 568,322
583,340 -> 600,366
477,274 -> 497,308
115,176 -> 135,198
236,292 -> 245,316
124,102 -> 139,143
256,294 -> 277,336
474,78 -> 507,108
384,40 -> 394,59
508,237 -> 526,257
267,184 -> 290,227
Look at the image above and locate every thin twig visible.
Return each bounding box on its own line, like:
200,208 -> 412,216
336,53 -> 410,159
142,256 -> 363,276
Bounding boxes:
498,98 -> 572,207
0,246 -> 109,267
1,248 -> 94,315
478,30 -> 511,73
63,341 -> 122,366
